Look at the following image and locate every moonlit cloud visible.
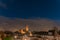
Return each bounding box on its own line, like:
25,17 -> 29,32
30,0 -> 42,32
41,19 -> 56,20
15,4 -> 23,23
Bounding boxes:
0,0 -> 14,9
0,2 -> 7,9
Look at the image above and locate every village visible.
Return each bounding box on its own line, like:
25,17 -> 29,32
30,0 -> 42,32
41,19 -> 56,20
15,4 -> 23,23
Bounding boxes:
0,25 -> 60,40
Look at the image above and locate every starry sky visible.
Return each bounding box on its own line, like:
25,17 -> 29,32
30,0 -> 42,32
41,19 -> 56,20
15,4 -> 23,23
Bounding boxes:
0,0 -> 60,20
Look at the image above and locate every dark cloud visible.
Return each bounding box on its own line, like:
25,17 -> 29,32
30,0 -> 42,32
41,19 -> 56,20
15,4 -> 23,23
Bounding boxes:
0,2 -> 7,9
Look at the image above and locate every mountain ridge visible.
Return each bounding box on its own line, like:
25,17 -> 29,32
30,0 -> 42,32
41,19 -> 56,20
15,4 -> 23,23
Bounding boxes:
0,16 -> 60,32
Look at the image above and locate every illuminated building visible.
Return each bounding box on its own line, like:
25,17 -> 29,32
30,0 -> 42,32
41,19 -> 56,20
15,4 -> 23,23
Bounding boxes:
18,25 -> 33,40
19,25 -> 32,36
25,25 -> 29,32
20,29 -> 26,35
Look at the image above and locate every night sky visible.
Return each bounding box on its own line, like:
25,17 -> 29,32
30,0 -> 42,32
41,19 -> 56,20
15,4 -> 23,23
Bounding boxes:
0,0 -> 60,20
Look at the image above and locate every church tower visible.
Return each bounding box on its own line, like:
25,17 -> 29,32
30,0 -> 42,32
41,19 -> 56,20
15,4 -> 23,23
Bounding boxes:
25,25 -> 29,32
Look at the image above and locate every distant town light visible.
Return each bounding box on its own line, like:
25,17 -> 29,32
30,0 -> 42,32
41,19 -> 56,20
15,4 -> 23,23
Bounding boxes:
22,35 -> 30,40
14,35 -> 17,39
25,38 -> 27,40
29,31 -> 32,36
